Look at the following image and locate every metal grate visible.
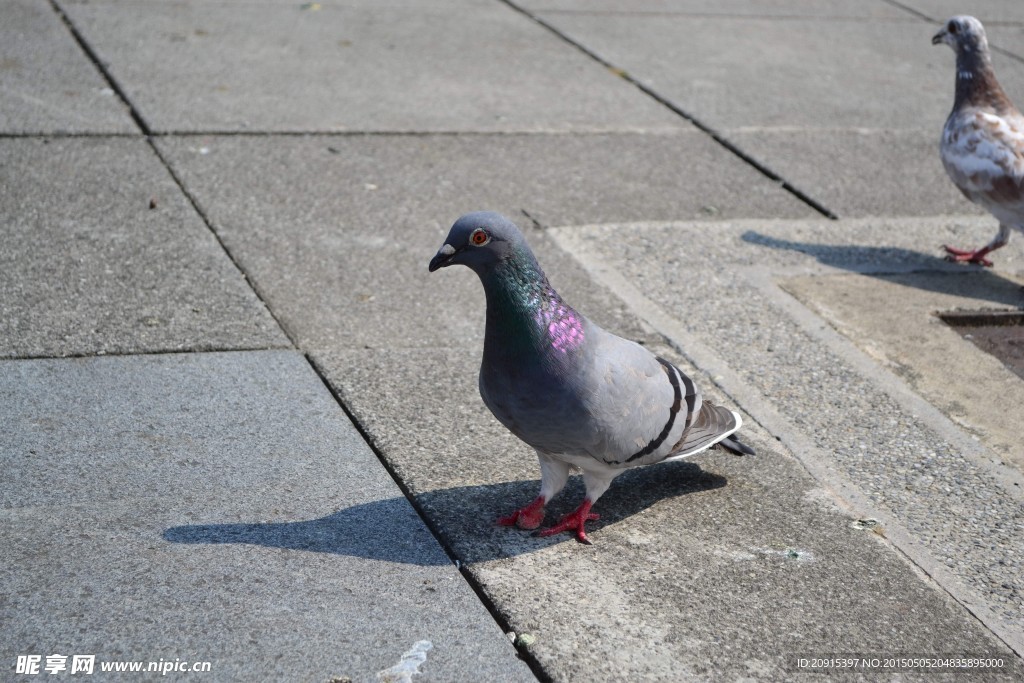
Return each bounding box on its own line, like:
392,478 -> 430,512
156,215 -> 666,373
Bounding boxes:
939,310 -> 1024,380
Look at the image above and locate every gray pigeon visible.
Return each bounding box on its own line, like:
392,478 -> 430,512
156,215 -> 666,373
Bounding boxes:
934,15 -> 1024,266
429,212 -> 753,544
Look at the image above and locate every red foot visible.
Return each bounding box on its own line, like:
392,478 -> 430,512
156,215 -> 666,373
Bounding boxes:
943,245 -> 994,267
535,500 -> 600,544
497,496 -> 546,530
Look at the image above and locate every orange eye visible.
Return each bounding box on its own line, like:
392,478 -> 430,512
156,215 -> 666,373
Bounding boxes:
470,229 -> 490,246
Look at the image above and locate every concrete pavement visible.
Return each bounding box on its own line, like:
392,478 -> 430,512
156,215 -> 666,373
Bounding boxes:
3,0 -> 1023,680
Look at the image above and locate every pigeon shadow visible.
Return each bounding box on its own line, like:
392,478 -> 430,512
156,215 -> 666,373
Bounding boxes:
164,496 -> 452,566
163,461 -> 726,566
741,231 -> 1024,308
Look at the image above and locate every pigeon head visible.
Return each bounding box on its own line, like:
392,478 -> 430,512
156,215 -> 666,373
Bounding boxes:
932,15 -> 988,53
428,212 -> 530,274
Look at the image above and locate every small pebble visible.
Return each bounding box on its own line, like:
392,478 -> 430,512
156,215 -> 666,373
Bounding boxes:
515,633 -> 536,647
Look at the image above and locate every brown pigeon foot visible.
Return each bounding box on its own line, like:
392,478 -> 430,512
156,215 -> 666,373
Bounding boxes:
497,496 -> 546,530
534,500 -> 600,544
943,245 -> 995,267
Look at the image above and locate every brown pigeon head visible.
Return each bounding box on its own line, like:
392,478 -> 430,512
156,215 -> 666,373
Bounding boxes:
932,15 -> 988,54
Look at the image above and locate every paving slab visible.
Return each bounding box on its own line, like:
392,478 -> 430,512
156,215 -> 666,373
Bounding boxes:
0,0 -> 136,134
551,216 -> 1024,652
727,128 -> 988,218
896,0 -> 1024,24
512,3 -> 1024,218
780,270 -> 1024,471
0,350 -> 535,682
515,0 -> 908,19
527,8 -> 1024,218
156,132 -> 811,351
0,137 -> 287,358
313,342 -> 1022,681
988,23 -> 1024,62
531,12 -> 1010,132
58,0 -> 685,133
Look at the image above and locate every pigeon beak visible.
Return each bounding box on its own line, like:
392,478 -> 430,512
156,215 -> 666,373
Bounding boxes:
932,29 -> 947,45
428,243 -> 458,272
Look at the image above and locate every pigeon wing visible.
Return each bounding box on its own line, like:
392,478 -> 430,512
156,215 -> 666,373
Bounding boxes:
580,330 -> 741,467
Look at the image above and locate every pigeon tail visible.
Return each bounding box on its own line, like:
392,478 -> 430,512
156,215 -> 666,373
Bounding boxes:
719,434 -> 756,456
663,402 -> 742,461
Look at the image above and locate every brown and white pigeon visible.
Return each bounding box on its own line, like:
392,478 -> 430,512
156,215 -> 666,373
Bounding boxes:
933,15 -> 1024,266
429,212 -> 754,544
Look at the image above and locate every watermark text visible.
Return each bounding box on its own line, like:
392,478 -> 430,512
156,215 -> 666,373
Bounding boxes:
15,655 -> 211,676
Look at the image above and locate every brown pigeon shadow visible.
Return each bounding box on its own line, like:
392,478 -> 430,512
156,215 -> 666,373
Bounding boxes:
163,462 -> 725,565
741,231 -> 1024,308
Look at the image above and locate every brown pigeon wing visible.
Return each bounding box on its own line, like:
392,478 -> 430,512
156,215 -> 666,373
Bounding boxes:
942,109 -> 1024,222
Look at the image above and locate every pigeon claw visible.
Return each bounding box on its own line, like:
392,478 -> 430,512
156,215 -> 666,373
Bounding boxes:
943,245 -> 995,267
533,500 -> 599,544
497,496 -> 546,530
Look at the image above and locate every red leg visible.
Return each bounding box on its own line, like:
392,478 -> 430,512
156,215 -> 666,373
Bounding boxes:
497,495 -> 546,530
535,499 -> 600,544
943,244 -> 996,267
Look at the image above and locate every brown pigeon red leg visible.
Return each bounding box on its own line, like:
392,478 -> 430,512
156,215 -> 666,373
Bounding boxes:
943,244 -> 998,267
943,224 -> 1010,267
